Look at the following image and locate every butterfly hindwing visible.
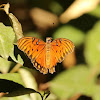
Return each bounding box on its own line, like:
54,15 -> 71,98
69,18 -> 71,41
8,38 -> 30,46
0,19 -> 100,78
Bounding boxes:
49,49 -> 58,74
31,48 -> 48,74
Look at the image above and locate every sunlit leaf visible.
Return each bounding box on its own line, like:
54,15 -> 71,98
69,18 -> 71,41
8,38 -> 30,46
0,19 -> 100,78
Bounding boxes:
0,57 -> 12,73
0,23 -> 15,59
53,25 -> 85,46
59,0 -> 100,23
19,68 -> 39,100
0,73 -> 24,86
89,5 -> 100,18
84,21 -> 100,67
9,13 -> 24,40
46,93 -> 57,100
1,95 -> 31,100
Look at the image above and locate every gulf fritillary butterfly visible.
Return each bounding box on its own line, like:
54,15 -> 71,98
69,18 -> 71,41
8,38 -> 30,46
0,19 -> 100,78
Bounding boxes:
17,37 -> 74,74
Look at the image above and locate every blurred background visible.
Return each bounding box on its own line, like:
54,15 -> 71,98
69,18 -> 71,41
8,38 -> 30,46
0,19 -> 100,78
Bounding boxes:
0,0 -> 100,100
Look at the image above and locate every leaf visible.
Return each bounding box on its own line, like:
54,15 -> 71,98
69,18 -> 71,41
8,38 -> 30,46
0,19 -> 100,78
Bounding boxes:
59,0 -> 100,23
0,73 -> 24,86
89,5 -> 100,18
0,79 -> 38,97
10,46 -> 24,65
9,13 -> 24,40
5,88 -> 37,97
19,68 -> 39,100
49,1 -> 63,15
0,57 -> 12,73
50,65 -> 100,99
0,95 -> 31,100
0,23 -> 15,59
84,21 -> 100,67
0,73 -> 40,98
53,25 -> 85,46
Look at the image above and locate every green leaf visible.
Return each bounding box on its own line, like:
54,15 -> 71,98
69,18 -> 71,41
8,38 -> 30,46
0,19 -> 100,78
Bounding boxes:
0,79 -> 37,98
49,1 -> 63,15
92,86 -> 100,100
89,5 -> 100,18
0,73 -> 24,86
1,95 -> 31,100
84,21 -> 100,67
0,23 -> 15,59
10,46 -> 24,65
9,13 -> 24,40
19,68 -> 39,100
0,23 -> 23,64
53,25 -> 85,46
0,57 -> 12,73
50,65 -> 100,99
19,68 -> 37,89
5,88 -> 37,97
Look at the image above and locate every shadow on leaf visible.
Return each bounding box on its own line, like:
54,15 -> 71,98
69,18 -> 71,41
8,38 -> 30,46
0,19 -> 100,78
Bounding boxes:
0,79 -> 38,97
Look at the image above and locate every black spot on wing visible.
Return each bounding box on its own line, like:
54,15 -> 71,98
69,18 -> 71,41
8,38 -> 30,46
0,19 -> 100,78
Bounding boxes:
56,43 -> 58,46
38,39 -> 40,42
55,40 -> 57,43
36,42 -> 38,45
59,39 -> 61,43
33,38 -> 35,41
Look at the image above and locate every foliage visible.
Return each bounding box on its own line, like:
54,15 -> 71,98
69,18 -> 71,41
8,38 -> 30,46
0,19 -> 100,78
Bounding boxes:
84,21 -> 100,67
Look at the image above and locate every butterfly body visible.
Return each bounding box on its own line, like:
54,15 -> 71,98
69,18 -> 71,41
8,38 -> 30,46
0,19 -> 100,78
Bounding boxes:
46,37 -> 52,68
17,37 -> 74,74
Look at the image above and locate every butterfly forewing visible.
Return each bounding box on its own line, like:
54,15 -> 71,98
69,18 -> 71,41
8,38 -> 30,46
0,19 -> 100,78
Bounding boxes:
51,38 -> 74,63
17,37 -> 47,73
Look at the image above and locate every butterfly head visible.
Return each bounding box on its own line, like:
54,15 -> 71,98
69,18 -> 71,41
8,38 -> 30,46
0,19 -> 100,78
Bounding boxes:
46,37 -> 52,44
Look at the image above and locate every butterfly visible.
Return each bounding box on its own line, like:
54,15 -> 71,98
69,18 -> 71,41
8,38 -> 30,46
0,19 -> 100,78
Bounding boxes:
17,37 -> 74,74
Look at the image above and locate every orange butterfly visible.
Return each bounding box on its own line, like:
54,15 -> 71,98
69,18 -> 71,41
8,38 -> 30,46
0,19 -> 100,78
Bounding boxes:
17,37 -> 74,74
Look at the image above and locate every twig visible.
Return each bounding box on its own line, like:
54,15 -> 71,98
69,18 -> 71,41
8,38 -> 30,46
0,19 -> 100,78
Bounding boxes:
10,63 -> 22,73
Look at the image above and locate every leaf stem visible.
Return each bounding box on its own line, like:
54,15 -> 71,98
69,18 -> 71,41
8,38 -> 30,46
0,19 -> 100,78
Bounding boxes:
36,91 -> 43,100
10,63 -> 22,73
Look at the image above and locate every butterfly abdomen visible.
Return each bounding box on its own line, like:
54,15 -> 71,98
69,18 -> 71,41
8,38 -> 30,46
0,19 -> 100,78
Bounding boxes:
46,43 -> 51,68
46,37 -> 52,68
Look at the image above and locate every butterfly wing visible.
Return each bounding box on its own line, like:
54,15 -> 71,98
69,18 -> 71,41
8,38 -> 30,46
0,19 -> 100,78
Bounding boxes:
17,37 -> 48,74
50,38 -> 74,72
33,49 -> 48,74
49,49 -> 58,74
